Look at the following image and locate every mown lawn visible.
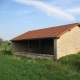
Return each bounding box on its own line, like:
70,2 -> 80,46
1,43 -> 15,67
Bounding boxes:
0,45 -> 80,80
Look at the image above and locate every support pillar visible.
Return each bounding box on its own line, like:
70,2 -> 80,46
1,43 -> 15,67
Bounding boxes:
39,40 -> 41,54
19,41 -> 20,52
53,38 -> 57,61
28,40 -> 29,53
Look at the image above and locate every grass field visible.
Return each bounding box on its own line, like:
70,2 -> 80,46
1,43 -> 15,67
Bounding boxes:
0,43 -> 11,51
0,45 -> 80,80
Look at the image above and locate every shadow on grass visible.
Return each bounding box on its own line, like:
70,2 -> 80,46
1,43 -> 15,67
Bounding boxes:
1,50 -> 12,55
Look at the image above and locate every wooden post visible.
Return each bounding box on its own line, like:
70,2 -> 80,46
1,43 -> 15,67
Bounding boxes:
28,40 -> 29,53
39,40 -> 41,54
53,38 -> 57,61
19,41 -> 20,52
5,46 -> 6,51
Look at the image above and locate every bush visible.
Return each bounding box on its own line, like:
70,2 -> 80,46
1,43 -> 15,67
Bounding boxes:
8,42 -> 11,45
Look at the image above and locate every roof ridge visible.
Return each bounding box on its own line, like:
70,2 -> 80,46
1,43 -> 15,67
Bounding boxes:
28,22 -> 79,32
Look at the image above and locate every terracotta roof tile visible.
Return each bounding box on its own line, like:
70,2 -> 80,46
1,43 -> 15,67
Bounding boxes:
11,22 -> 80,41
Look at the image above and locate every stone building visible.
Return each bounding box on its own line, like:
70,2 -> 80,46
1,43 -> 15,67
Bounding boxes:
11,22 -> 80,60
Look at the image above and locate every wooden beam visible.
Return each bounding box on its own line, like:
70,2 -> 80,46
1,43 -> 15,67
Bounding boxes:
19,41 -> 20,52
28,40 -> 29,53
39,40 -> 41,54
53,38 -> 57,61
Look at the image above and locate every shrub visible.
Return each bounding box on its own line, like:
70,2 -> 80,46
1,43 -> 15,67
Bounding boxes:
8,42 -> 11,45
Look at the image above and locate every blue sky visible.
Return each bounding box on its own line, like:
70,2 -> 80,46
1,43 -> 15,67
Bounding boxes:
0,0 -> 80,40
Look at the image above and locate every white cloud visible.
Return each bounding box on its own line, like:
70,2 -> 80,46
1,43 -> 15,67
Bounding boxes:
50,0 -> 80,7
66,8 -> 80,15
14,0 -> 75,21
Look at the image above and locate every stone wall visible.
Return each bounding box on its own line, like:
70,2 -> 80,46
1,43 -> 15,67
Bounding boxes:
13,52 -> 54,60
57,26 -> 80,59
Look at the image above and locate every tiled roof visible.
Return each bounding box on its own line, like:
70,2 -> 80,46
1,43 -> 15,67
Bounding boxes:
11,22 -> 80,41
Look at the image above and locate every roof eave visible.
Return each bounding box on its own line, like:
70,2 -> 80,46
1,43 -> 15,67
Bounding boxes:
11,36 -> 59,41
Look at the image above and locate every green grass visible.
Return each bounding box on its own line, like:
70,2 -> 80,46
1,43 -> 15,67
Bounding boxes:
0,43 -> 11,51
1,45 -> 80,80
0,50 -> 80,80
1,52 -> 80,80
